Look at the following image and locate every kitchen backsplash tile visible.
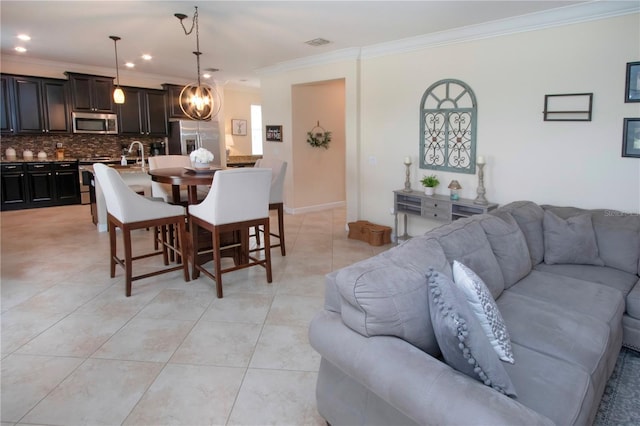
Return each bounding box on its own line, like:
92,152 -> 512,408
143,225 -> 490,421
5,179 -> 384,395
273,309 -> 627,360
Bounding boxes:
0,134 -> 165,160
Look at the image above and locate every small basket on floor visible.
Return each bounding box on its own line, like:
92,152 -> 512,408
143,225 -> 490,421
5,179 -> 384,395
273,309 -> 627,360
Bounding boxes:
348,220 -> 392,246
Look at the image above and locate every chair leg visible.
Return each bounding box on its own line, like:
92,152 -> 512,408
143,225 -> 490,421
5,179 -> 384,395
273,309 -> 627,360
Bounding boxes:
160,225 -> 170,265
190,220 -> 200,279
177,219 -> 190,283
213,227 -> 224,298
153,226 -> 159,250
276,204 -> 286,256
123,226 -> 133,297
108,220 -> 117,278
264,219 -> 273,283
254,225 -> 261,245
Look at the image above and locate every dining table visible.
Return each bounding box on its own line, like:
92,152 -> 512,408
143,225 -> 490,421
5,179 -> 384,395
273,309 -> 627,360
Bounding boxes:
148,166 -> 223,205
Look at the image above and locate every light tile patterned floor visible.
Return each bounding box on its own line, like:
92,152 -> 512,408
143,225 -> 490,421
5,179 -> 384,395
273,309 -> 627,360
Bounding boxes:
1,204 -> 390,425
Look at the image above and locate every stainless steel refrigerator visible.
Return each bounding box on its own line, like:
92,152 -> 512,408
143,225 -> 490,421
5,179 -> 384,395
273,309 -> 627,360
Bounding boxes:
168,119 -> 224,166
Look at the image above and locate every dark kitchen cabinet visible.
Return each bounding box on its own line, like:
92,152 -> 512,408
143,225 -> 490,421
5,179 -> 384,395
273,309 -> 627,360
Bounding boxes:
66,72 -> 114,113
0,161 -> 80,211
26,163 -> 55,206
118,87 -> 168,136
162,83 -> 189,120
1,76 -> 16,134
13,76 -> 70,134
1,163 -> 27,209
53,162 -> 80,205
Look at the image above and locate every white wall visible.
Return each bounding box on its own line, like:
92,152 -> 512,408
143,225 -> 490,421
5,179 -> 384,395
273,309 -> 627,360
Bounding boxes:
359,13 -> 640,235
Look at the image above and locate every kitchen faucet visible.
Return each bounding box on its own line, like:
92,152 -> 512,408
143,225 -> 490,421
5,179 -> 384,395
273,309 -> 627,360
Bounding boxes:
127,141 -> 145,170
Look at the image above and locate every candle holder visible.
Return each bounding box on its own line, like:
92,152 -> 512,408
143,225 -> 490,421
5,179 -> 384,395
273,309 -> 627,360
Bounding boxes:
403,160 -> 412,192
474,162 -> 488,205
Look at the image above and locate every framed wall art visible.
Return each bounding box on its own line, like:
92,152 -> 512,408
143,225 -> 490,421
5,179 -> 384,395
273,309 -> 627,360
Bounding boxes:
266,125 -> 283,142
625,61 -> 640,103
622,118 -> 640,158
231,119 -> 247,136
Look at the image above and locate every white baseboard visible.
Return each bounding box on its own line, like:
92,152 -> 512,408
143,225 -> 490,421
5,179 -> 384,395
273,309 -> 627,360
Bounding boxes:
284,200 -> 345,215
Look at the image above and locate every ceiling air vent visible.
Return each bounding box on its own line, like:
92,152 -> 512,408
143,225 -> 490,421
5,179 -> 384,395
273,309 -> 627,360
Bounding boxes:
305,38 -> 331,47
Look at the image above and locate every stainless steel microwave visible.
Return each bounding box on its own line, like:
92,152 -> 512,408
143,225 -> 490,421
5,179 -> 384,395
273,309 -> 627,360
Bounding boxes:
72,112 -> 118,134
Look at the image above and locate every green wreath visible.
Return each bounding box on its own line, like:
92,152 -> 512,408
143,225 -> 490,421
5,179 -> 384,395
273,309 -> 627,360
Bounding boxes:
307,122 -> 332,149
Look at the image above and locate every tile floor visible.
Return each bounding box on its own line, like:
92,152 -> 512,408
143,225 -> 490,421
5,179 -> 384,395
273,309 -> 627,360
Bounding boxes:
1,204 -> 390,425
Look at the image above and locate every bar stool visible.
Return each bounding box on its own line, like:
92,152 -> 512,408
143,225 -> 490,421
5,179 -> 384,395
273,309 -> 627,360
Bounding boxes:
253,158 -> 287,256
92,163 -> 190,297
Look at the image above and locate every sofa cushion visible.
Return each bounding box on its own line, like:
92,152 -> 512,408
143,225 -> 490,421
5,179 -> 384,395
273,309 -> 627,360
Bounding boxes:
381,235 -> 452,279
508,270 -> 625,332
452,261 -> 514,363
494,201 -> 545,266
427,269 -> 517,396
544,206 -> 640,275
543,210 -> 604,266
497,291 -> 612,387
533,263 -> 638,296
504,343 -> 593,426
335,258 -> 440,356
627,280 -> 640,320
431,219 -> 505,299
479,213 -> 532,288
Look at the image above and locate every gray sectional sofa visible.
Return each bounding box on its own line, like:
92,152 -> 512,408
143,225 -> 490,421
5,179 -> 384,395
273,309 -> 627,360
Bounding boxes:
309,201 -> 640,425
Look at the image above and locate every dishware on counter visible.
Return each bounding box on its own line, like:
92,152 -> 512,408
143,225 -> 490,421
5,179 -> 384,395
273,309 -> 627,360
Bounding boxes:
23,150 -> 33,160
38,151 -> 47,160
5,147 -> 16,160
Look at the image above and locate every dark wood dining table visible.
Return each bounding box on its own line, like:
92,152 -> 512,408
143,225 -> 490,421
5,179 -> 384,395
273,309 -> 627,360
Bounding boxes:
148,166 -> 223,205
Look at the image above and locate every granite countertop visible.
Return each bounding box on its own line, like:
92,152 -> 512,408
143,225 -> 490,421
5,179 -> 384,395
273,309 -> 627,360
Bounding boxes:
1,157 -> 80,163
227,155 -> 262,166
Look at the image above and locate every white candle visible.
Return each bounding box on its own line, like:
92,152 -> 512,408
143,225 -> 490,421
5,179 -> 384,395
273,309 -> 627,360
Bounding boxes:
477,155 -> 486,165
404,156 -> 412,165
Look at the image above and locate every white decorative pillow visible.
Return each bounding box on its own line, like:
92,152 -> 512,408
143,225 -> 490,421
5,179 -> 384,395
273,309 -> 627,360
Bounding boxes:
452,260 -> 514,364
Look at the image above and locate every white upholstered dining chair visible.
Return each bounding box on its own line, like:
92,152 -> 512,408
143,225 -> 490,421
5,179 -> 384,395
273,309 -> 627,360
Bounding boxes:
188,168 -> 272,298
253,158 -> 287,256
92,163 -> 190,297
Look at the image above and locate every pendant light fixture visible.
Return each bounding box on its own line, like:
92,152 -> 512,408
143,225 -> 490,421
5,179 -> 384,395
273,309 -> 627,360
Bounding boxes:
174,6 -> 220,120
109,35 -> 125,104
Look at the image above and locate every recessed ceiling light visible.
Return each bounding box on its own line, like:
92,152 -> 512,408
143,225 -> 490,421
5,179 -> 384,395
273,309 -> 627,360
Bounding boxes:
141,54 -> 152,61
202,73 -> 211,79
17,34 -> 31,41
305,38 -> 331,47
14,46 -> 27,53
125,62 -> 135,68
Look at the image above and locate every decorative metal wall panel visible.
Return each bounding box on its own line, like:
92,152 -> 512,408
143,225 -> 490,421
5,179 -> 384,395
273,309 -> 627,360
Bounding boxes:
420,79 -> 477,174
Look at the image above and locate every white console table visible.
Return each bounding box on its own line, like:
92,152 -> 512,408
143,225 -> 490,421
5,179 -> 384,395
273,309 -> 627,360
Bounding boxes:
394,189 -> 498,240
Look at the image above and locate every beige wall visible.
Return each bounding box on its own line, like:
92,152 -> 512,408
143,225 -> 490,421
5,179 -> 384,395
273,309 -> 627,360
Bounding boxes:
262,13 -> 640,234
291,79 -> 346,209
223,87 -> 261,155
260,57 -> 360,215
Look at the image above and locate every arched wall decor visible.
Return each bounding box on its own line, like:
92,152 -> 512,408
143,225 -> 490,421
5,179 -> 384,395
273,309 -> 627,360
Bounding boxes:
420,79 -> 477,174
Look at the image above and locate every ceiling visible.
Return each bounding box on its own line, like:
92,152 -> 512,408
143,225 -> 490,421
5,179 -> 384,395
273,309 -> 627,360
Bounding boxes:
0,1 -> 610,89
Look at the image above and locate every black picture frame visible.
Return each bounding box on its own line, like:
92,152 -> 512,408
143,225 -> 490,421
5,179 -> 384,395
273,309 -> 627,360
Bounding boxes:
625,62 -> 640,103
265,125 -> 283,142
622,118 -> 640,158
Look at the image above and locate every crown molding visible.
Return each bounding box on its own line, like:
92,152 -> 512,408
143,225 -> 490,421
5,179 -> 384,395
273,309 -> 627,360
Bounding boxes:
256,47 -> 361,76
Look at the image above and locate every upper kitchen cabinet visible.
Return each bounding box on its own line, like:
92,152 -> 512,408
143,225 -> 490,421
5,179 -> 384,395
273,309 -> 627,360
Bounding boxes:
162,83 -> 190,120
12,76 -> 70,134
118,87 -> 168,136
66,72 -> 114,113
1,75 -> 16,134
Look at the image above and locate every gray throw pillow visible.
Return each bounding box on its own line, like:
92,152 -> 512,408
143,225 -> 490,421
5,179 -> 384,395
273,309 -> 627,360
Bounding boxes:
543,210 -> 604,266
427,268 -> 517,397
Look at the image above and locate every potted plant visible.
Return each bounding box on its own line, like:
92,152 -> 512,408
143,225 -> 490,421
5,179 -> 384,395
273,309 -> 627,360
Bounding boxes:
420,174 -> 439,195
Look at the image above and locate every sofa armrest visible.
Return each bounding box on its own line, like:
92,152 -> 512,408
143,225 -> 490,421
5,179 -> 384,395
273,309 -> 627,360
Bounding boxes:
309,310 -> 553,426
